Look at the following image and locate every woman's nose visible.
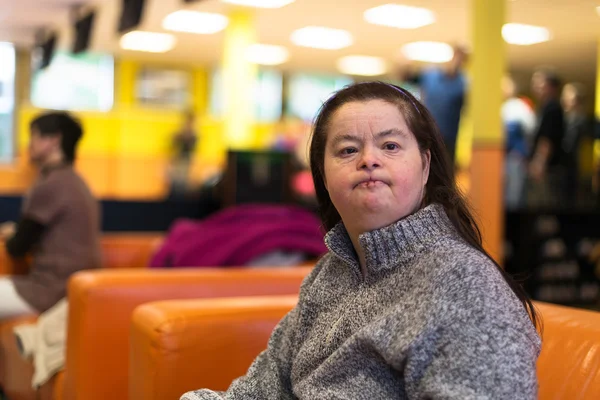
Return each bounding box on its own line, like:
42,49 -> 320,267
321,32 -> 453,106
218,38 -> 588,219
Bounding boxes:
358,148 -> 381,170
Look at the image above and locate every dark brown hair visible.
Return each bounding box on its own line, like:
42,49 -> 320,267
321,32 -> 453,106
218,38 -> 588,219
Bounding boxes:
30,111 -> 83,164
309,81 -> 539,330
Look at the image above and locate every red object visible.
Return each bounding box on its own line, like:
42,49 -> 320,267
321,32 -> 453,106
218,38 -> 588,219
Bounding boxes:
292,171 -> 315,196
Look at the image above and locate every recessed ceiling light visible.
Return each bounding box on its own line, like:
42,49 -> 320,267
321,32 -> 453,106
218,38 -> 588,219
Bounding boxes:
246,44 -> 289,65
163,11 -> 229,34
596,6 -> 600,16
502,23 -> 551,45
364,4 -> 435,29
290,26 -> 353,50
337,55 -> 388,76
120,31 -> 176,53
401,41 -> 453,63
221,0 -> 295,8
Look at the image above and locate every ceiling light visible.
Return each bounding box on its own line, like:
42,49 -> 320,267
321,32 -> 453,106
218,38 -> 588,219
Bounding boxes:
245,44 -> 289,65
364,4 -> 435,29
163,11 -> 229,34
502,23 -> 551,45
337,55 -> 388,76
221,0 -> 295,8
596,6 -> 600,16
401,41 -> 453,63
120,31 -> 176,53
290,26 -> 353,50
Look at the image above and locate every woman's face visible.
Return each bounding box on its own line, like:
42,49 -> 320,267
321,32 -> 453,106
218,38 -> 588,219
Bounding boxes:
323,100 -> 430,236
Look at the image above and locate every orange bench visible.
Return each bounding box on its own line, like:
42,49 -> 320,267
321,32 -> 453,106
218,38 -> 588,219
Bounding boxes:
129,296 -> 298,400
0,233 -> 163,275
535,302 -> 600,399
1,267 -> 310,400
128,300 -> 600,400
130,295 -> 298,400
0,233 -> 163,400
0,242 -> 29,276
97,233 -> 163,270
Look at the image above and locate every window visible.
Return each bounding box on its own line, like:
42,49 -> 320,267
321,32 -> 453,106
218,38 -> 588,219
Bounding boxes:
0,42 -> 16,163
31,51 -> 114,111
286,73 -> 353,122
136,67 -> 192,108
210,68 -> 283,122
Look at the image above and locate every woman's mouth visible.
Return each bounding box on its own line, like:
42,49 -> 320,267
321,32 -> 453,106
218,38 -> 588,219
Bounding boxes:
357,180 -> 384,188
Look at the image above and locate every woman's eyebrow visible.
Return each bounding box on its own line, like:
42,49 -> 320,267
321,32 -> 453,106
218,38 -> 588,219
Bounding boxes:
376,128 -> 409,140
330,134 -> 361,147
329,128 -> 409,147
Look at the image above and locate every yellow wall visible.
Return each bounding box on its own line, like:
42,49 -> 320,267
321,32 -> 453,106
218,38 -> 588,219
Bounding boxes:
0,58 -> 278,200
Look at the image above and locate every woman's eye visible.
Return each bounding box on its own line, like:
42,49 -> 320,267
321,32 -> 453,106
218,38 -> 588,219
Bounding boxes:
340,147 -> 357,155
384,143 -> 400,151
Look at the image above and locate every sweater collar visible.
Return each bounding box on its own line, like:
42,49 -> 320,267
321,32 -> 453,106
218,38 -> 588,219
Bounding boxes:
324,203 -> 457,274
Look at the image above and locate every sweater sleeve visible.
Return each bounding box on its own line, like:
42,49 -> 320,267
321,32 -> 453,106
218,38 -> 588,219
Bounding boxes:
179,260 -> 326,400
405,320 -> 540,400
403,262 -> 541,400
180,306 -> 300,400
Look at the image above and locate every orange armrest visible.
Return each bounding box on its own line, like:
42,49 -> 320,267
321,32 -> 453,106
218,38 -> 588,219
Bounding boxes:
64,267 -> 309,400
129,296 -> 298,400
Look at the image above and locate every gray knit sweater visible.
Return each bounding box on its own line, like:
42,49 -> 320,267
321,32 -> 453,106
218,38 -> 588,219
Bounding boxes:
181,204 -> 541,400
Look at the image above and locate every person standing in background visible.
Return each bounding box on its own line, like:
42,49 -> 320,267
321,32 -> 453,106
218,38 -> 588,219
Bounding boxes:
561,83 -> 590,206
0,112 -> 101,319
502,76 -> 536,209
528,68 -> 565,208
402,46 -> 469,166
169,111 -> 199,199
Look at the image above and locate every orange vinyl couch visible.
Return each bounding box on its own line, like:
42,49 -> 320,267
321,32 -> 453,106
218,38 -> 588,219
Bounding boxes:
1,267 -> 310,400
0,232 -> 163,400
0,232 -> 163,276
130,295 -> 299,400
129,300 -> 600,400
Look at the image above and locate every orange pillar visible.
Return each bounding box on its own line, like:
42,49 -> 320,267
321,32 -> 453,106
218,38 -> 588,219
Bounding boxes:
469,0 -> 505,263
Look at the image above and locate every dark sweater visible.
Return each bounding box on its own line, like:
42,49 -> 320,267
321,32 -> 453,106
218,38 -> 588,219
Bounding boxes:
182,204 -> 541,399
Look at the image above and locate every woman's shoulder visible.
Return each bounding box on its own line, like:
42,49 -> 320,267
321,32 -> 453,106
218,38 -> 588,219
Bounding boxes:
423,235 -> 493,276
425,238 -> 506,297
422,237 -> 538,340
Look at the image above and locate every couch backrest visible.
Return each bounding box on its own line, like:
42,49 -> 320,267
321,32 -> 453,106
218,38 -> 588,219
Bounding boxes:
130,295 -> 299,400
100,233 -> 163,269
63,267 -> 311,400
536,301 -> 600,399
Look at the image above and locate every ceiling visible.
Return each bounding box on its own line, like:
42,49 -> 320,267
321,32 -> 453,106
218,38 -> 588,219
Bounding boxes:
1,0 -> 598,94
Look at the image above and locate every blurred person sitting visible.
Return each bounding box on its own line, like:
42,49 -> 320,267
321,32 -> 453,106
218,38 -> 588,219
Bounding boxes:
502,76 -> 536,210
401,45 -> 469,166
528,68 -> 566,208
561,82 -> 591,206
169,110 -> 199,199
0,112 -> 101,319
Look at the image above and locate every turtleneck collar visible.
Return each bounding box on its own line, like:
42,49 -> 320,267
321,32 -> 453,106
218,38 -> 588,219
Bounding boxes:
324,203 -> 457,275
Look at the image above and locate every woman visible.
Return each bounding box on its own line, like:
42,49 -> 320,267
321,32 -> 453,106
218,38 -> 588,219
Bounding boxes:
181,82 -> 541,399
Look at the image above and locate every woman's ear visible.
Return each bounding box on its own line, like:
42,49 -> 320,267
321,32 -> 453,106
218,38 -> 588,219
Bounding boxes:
422,150 -> 431,186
